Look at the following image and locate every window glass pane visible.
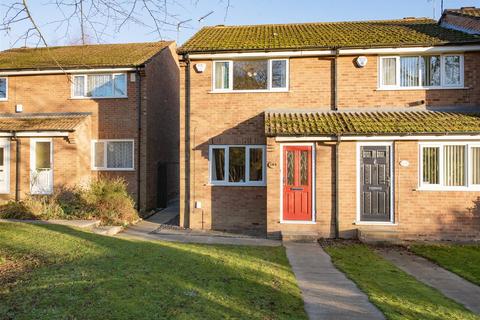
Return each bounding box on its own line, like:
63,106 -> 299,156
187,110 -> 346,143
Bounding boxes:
300,150 -> 309,185
106,141 -> 133,169
271,60 -> 287,88
286,151 -> 295,185
94,142 -> 105,168
214,62 -> 229,89
233,60 -> 268,90
211,148 -> 225,181
73,76 -> 85,97
444,145 -> 465,186
422,147 -> 439,184
249,148 -> 263,181
421,56 -> 441,86
381,58 -> 396,86
444,55 -> 461,86
0,78 -> 6,99
400,56 -> 419,87
113,74 -> 126,96
228,147 -> 245,182
471,147 -> 480,184
36,142 -> 51,169
0,148 -> 4,167
87,74 -> 113,97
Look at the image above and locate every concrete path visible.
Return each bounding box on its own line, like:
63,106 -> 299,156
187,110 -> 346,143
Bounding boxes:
379,248 -> 480,314
284,242 -> 385,320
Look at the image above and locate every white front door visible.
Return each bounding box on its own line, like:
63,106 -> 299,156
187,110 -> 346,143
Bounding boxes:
30,138 -> 53,195
0,140 -> 10,194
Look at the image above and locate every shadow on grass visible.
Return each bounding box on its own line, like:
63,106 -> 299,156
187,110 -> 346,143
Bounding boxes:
0,223 -> 306,320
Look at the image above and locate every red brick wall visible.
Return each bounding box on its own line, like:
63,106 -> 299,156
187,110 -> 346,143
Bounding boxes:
180,51 -> 480,239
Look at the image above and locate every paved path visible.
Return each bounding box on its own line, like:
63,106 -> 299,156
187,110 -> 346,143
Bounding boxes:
379,248 -> 480,314
284,242 -> 384,320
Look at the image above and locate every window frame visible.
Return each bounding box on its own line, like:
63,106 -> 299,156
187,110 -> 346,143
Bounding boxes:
208,145 -> 266,186
0,77 -> 8,101
211,59 -> 289,92
378,54 -> 464,90
418,142 -> 480,191
71,73 -> 128,99
91,139 -> 135,171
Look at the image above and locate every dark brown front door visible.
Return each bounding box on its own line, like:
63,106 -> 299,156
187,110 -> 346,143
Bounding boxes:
360,145 -> 391,222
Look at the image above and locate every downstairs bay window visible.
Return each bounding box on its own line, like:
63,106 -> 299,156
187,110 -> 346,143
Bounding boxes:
213,59 -> 288,92
209,145 -> 266,186
420,143 -> 480,190
92,140 -> 134,170
379,55 -> 463,89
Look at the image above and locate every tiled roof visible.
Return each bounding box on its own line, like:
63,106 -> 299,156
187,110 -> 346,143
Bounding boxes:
445,7 -> 480,20
0,41 -> 172,70
178,18 -> 480,53
265,110 -> 480,136
0,113 -> 90,131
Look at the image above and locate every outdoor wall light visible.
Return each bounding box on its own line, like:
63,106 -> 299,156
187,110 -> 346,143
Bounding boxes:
355,56 -> 368,68
194,63 -> 206,73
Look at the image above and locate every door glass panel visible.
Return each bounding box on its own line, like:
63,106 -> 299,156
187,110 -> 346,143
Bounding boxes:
286,151 -> 294,185
36,142 -> 51,169
249,148 -> 263,181
0,147 -> 4,166
300,150 -> 308,185
229,147 -> 245,182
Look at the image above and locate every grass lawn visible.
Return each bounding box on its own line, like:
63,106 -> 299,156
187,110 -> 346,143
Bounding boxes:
322,242 -> 479,320
0,222 -> 307,320
409,243 -> 480,286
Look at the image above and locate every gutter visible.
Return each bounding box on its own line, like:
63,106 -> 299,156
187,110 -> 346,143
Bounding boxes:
0,67 -> 137,76
184,54 -> 191,228
13,132 -> 20,202
334,134 -> 340,239
333,48 -> 339,111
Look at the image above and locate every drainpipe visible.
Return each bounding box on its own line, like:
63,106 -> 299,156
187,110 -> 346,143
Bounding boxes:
13,132 -> 20,202
333,48 -> 340,111
184,54 -> 191,228
136,68 -> 142,211
334,134 -> 340,239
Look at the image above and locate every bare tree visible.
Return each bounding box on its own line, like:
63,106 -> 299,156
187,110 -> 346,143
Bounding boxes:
0,0 -> 232,48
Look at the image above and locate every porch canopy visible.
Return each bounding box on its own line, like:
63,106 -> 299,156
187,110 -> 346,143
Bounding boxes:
265,109 -> 480,138
0,112 -> 90,137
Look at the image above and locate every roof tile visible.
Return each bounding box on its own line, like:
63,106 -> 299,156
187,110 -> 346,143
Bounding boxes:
0,113 -> 89,131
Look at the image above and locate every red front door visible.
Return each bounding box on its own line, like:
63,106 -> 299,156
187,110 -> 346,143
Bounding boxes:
283,146 -> 312,221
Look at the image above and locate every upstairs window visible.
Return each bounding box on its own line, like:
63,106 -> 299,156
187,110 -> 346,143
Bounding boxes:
213,59 -> 288,92
0,78 -> 7,100
379,55 -> 463,89
72,73 -> 127,98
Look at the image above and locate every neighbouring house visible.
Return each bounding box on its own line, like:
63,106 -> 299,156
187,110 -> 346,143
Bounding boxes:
0,42 -> 179,212
178,16 -> 480,241
440,7 -> 480,34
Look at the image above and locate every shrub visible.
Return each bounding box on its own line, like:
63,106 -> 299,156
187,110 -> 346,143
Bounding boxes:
0,178 -> 138,226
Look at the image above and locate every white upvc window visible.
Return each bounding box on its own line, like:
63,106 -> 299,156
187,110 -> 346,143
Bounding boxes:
379,54 -> 464,89
72,73 -> 127,98
92,139 -> 134,171
0,77 -> 7,101
419,142 -> 480,190
209,145 -> 266,186
212,59 -> 289,92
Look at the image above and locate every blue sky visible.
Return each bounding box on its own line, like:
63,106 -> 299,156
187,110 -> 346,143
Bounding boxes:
0,0 -> 479,50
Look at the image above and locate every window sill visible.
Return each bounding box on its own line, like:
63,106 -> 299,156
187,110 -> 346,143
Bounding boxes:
376,86 -> 469,91
70,96 -> 128,100
0,98 -> 7,101
416,186 -> 480,192
208,182 -> 266,187
280,220 -> 316,224
354,221 -> 397,226
92,168 -> 135,172
209,89 -> 289,94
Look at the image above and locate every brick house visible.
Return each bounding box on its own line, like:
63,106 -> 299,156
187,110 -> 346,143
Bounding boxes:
440,7 -> 480,35
0,42 -> 179,212
178,17 -> 480,241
